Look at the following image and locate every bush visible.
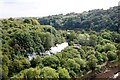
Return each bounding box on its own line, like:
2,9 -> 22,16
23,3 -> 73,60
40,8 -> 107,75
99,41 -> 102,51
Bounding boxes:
107,51 -> 118,61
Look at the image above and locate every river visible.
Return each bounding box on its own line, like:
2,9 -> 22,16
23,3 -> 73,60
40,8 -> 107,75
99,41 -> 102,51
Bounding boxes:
28,42 -> 68,60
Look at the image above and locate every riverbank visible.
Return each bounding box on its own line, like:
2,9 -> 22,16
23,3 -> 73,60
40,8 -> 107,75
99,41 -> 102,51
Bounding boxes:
84,61 -> 120,80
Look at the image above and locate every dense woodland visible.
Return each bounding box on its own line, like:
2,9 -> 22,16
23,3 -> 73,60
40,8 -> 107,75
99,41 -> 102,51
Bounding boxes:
38,6 -> 119,32
0,6 -> 120,79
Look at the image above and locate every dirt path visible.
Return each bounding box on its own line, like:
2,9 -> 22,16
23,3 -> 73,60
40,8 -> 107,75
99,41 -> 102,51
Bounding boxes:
89,64 -> 120,80
96,65 -> 119,78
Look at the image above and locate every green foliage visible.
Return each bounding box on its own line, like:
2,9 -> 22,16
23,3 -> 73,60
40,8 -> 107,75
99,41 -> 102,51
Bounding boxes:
2,55 -> 10,66
63,46 -> 81,59
78,48 -> 86,58
24,18 -> 32,24
14,31 -> 35,53
89,34 -> 98,47
38,6 -> 118,32
107,51 -> 118,61
1,6 -> 120,79
9,56 -> 30,74
74,58 -> 86,71
111,32 -> 120,43
95,44 -> 104,52
101,31 -> 112,40
64,59 -> 80,74
24,18 -> 40,25
12,68 -> 40,79
2,65 -> 9,79
0,66 -> 2,80
58,67 -> 70,78
40,67 -> 59,78
66,31 -> 77,41
95,52 -> 105,64
87,58 -> 98,70
25,68 -> 40,79
42,56 -> 60,69
77,33 -> 90,46
103,43 -> 116,52
30,55 -> 43,68
69,70 -> 76,77
14,30 -> 54,54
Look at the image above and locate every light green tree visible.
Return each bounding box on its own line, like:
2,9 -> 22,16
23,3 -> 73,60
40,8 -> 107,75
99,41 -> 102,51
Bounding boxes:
58,67 -> 70,78
40,67 -> 59,78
